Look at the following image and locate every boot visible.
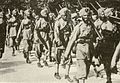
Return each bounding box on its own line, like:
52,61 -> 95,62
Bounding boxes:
12,52 -> 16,56
54,73 -> 61,80
43,61 -> 48,66
26,58 -> 31,64
106,77 -> 112,83
106,80 -> 112,83
65,75 -> 73,82
37,62 -> 43,68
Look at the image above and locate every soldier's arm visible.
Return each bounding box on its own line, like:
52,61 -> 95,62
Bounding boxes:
35,20 -> 48,50
54,20 -> 60,42
64,24 -> 80,58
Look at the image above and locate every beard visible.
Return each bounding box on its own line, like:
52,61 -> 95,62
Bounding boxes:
100,16 -> 107,22
82,17 -> 90,24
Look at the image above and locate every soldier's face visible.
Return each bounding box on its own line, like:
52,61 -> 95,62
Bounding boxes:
92,14 -> 98,21
32,12 -> 36,18
61,13 -> 70,21
26,12 -> 31,17
100,12 -> 105,18
61,14 -> 67,20
42,12 -> 48,17
82,13 -> 90,22
100,12 -> 107,21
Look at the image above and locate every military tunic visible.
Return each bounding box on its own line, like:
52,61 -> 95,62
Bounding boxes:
94,18 -> 116,81
17,18 -> 33,52
54,18 -> 72,64
8,16 -> 18,47
94,19 -> 116,59
64,21 -> 95,79
34,17 -> 50,55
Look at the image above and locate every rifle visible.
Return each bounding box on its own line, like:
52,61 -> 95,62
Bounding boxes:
77,0 -> 83,8
93,1 -> 120,23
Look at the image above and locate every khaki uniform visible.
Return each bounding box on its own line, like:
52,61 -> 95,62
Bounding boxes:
34,17 -> 50,57
54,18 -> 73,64
64,20 -> 95,79
8,16 -> 18,47
94,18 -> 116,81
17,18 -> 33,52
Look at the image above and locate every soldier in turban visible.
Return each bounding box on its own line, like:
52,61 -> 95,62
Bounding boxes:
64,7 -> 95,83
54,7 -> 73,82
94,7 -> 117,83
16,9 -> 33,64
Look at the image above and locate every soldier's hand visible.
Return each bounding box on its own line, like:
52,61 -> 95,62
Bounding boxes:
111,60 -> 116,68
62,56 -> 69,65
15,38 -> 19,44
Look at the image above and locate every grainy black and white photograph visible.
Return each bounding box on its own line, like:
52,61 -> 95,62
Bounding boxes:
0,0 -> 120,83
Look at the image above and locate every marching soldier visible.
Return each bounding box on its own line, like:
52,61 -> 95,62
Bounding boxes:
64,7 -> 96,83
6,14 -> 11,47
34,8 -> 50,67
16,9 -> 33,64
48,12 -> 56,62
94,8 -> 117,83
7,9 -> 19,56
0,9 -> 7,58
54,7 -> 73,82
71,12 -> 79,27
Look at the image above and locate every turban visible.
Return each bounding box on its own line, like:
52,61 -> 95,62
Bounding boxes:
97,7 -> 106,16
59,7 -> 70,16
71,13 -> 78,19
104,8 -> 114,17
40,8 -> 49,17
78,7 -> 91,17
24,9 -> 31,16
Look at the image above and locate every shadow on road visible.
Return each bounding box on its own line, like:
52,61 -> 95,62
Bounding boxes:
0,68 -> 15,75
0,61 -> 25,69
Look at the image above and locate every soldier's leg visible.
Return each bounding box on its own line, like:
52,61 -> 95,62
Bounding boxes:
12,37 -> 18,56
46,40 -> 52,62
47,33 -> 53,62
36,44 -> 43,67
103,56 -> 112,83
26,52 -> 31,64
54,49 -> 62,79
74,59 -> 88,83
40,44 -> 49,67
23,51 -> 31,64
42,54 -> 49,66
37,52 -> 43,67
49,39 -> 53,62
65,56 -> 73,82
23,40 -> 31,64
9,37 -> 15,56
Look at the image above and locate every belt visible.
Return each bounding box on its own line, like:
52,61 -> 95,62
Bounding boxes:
77,38 -> 91,44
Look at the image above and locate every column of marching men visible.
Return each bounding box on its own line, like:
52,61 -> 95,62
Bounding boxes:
0,6 -> 120,83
